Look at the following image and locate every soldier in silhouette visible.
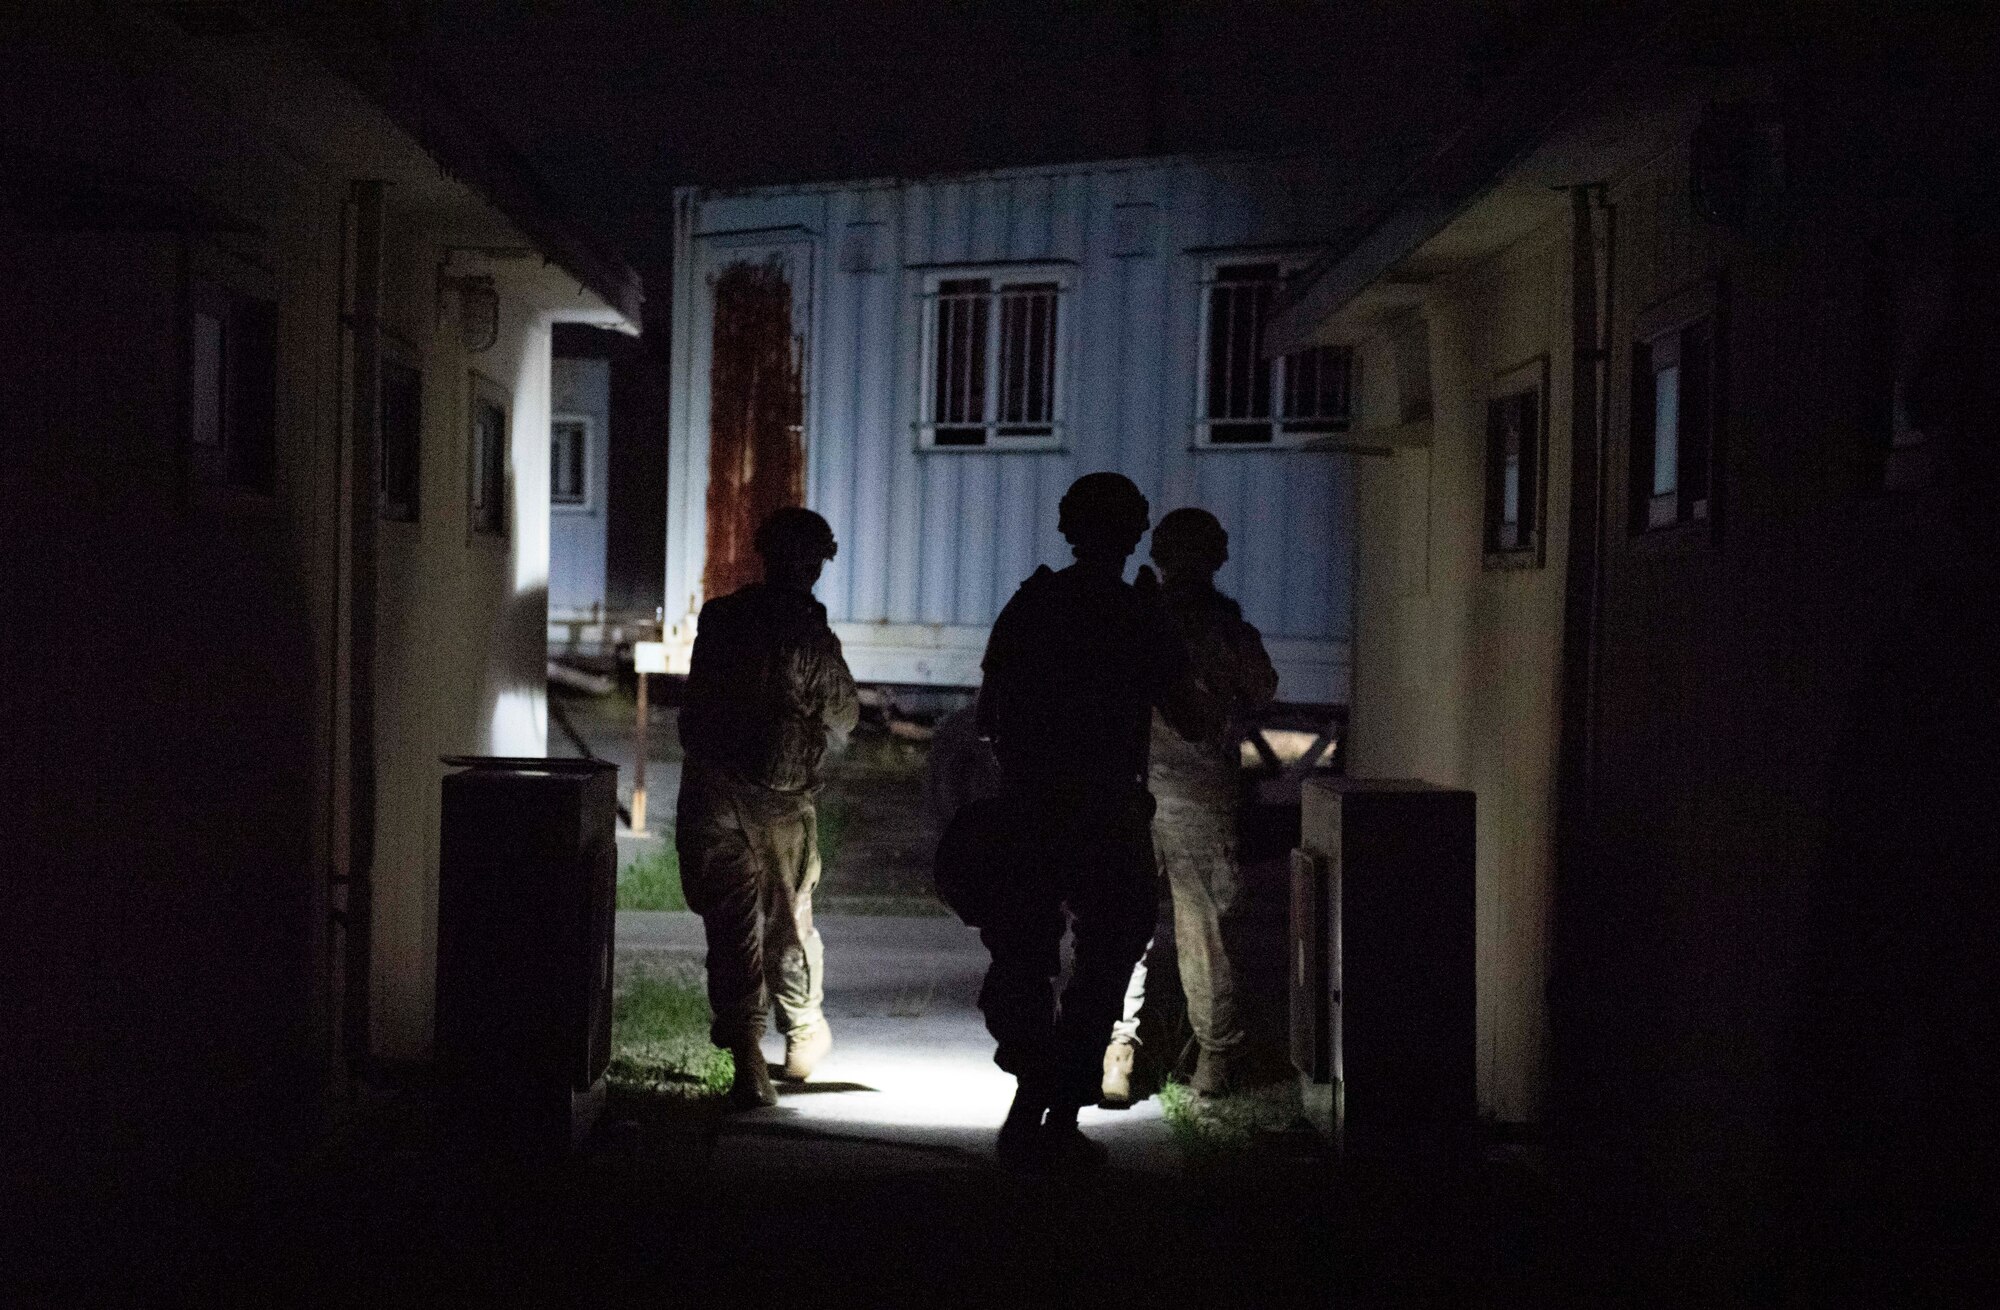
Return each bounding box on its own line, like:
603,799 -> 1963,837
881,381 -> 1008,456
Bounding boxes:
677,507 -> 858,1108
1102,508 -> 1278,1105
975,473 -> 1218,1168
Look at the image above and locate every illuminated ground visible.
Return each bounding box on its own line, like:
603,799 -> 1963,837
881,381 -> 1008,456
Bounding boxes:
618,910 -> 1180,1170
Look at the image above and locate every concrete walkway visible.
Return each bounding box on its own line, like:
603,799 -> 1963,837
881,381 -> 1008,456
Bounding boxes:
618,910 -> 1181,1174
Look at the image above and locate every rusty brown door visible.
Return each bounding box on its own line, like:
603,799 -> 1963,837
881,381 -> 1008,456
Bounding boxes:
702,250 -> 808,601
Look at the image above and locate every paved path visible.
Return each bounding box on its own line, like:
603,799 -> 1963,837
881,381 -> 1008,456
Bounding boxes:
617,910 -> 1180,1174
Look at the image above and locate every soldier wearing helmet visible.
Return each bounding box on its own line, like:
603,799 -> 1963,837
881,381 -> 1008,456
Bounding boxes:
677,505 -> 858,1108
1102,507 -> 1278,1104
973,472 -> 1219,1168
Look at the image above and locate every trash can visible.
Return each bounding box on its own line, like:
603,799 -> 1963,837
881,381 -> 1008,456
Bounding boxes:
1292,776 -> 1475,1161
436,755 -> 618,1155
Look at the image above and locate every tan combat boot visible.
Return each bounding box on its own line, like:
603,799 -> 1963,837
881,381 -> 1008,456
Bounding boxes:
1100,1039 -> 1136,1106
727,1037 -> 778,1109
781,1019 -> 833,1081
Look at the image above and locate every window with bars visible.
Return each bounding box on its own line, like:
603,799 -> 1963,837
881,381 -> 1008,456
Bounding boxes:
919,267 -> 1067,449
550,415 -> 590,509
1198,260 -> 1353,447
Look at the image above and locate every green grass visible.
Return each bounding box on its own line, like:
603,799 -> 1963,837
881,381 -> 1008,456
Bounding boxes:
816,793 -> 849,869
617,846 -> 686,911
1157,1076 -> 1305,1161
605,966 -> 731,1099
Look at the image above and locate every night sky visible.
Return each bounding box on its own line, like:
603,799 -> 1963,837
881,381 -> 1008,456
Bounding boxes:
394,0 -> 1533,322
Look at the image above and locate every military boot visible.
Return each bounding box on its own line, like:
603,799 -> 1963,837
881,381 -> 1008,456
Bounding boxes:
1189,1045 -> 1236,1098
727,1037 -> 778,1109
1100,1039 -> 1136,1106
781,1019 -> 833,1081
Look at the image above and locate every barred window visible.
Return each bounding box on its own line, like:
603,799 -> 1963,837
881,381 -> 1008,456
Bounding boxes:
920,267 -> 1068,450
550,415 -> 590,509
1198,260 -> 1353,448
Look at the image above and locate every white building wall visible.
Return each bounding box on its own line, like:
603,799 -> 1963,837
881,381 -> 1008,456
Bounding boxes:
667,155 -> 1378,700
548,355 -> 611,617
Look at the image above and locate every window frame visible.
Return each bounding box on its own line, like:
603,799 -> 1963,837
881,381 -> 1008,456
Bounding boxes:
467,372 -> 509,541
549,412 -> 594,512
915,262 -> 1072,453
1627,277 -> 1725,545
1192,253 -> 1356,451
378,340 -> 422,524
1483,354 -> 1551,570
186,278 -> 279,498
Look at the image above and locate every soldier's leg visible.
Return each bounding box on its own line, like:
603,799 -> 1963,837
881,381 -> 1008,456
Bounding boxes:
1055,826 -> 1157,1112
761,800 -> 826,1038
977,903 -> 1064,1090
674,773 -> 769,1050
1159,800 -> 1245,1088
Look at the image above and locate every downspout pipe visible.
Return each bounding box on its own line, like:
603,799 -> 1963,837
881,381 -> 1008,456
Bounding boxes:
344,179 -> 386,1067
1551,182 -> 1612,1141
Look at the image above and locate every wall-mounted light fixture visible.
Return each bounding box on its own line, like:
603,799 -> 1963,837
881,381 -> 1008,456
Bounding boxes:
435,246 -> 532,354
454,274 -> 499,353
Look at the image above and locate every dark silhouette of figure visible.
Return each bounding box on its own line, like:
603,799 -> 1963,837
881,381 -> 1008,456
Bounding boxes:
1791,206 -> 2000,1301
974,473 -> 1218,1168
1103,508 -> 1278,1104
677,507 -> 859,1108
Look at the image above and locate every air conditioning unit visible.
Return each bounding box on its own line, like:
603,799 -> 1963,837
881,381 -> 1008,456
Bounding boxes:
1292,777 -> 1475,1159
436,756 -> 618,1155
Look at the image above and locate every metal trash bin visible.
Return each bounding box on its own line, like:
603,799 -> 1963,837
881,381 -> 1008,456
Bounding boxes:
1292,776 -> 1475,1161
436,756 -> 618,1154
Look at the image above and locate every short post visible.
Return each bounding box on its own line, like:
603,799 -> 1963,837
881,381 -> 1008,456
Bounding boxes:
630,637 -> 669,837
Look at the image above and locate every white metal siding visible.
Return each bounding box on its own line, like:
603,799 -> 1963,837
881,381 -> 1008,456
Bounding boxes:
668,155 -> 1364,700
548,356 -> 610,615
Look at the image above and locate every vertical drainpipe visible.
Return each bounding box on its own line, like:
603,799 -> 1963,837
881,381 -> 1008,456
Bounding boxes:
1551,182 -> 1612,1136
344,180 -> 386,1067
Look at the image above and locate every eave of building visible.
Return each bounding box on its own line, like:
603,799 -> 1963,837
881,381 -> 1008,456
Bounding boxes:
1300,60 -> 1753,348
1263,5 -> 1730,356
129,3 -> 642,330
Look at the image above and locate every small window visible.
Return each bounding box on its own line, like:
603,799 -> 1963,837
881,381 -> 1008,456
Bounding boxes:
1484,356 -> 1549,568
379,355 -> 422,522
550,414 -> 590,509
919,267 -> 1068,450
1630,314 -> 1717,534
1197,260 -> 1353,448
188,283 -> 278,494
469,375 -> 508,538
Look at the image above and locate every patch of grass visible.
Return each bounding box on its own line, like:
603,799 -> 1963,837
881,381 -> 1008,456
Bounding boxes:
606,966 -> 731,1099
816,793 -> 849,869
1157,1076 -> 1304,1161
617,845 -> 686,912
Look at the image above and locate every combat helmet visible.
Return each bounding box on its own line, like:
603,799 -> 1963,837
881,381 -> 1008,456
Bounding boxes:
1150,507 -> 1229,575
1057,472 -> 1150,556
753,505 -> 839,561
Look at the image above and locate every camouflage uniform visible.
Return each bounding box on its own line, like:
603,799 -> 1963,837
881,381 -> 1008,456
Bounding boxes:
976,564 -> 1216,1109
676,581 -> 858,1049
1112,581 -> 1278,1069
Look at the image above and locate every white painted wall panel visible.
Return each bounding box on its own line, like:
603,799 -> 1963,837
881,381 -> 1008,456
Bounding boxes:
548,355 -> 610,615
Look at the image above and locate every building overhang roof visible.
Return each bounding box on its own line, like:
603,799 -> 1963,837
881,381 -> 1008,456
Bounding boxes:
1265,5 -> 1709,355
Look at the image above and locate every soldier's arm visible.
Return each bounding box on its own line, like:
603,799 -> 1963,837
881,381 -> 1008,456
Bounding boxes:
799,626 -> 859,736
1148,602 -> 1223,744
975,593 -> 1027,746
1234,617 -> 1280,711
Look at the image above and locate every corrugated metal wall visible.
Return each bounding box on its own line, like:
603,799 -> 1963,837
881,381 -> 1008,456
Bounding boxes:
670,155 -> 1367,700
549,355 -> 610,615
